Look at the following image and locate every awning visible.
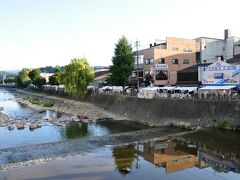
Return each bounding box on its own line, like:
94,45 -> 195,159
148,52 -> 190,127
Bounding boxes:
199,86 -> 237,90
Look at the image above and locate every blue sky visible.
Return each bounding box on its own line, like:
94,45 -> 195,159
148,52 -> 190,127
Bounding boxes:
0,0 -> 240,70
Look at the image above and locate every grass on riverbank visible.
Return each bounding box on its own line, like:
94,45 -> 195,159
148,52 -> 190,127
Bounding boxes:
26,96 -> 55,108
215,119 -> 240,131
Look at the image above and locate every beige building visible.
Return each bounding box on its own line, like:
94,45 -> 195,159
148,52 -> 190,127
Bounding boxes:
143,37 -> 198,85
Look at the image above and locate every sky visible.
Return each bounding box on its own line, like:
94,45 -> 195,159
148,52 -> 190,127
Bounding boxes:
0,0 -> 240,71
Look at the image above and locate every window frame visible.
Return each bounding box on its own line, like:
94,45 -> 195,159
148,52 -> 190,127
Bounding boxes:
172,59 -> 179,64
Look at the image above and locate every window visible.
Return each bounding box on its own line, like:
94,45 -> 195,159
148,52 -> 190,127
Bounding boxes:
135,55 -> 144,64
172,46 -> 179,51
145,58 -> 154,64
158,58 -> 165,64
183,48 -> 192,52
183,59 -> 189,64
172,59 -> 178,64
156,70 -> 168,80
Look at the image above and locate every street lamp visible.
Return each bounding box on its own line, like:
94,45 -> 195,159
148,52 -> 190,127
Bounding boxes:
134,40 -> 140,90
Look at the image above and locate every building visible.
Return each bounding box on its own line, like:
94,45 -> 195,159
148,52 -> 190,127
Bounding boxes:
196,29 -> 240,64
40,73 -> 54,83
129,49 -> 145,86
90,69 -> 110,88
177,63 -> 210,86
143,37 -> 198,86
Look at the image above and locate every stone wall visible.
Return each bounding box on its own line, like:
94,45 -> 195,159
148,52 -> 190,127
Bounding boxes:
90,94 -> 240,127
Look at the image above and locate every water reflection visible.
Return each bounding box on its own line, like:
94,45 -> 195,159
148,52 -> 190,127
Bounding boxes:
112,145 -> 136,176
112,130 -> 240,176
182,129 -> 240,173
62,122 -> 89,139
135,140 -> 198,173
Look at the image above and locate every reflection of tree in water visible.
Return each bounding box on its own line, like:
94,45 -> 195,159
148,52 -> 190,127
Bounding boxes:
112,145 -> 136,176
64,122 -> 89,139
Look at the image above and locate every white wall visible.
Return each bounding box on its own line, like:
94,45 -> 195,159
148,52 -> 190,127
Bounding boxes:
201,39 -> 225,63
200,36 -> 240,63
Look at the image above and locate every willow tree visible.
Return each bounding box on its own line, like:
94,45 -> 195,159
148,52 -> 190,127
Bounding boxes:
15,68 -> 31,88
108,36 -> 135,92
61,57 -> 94,97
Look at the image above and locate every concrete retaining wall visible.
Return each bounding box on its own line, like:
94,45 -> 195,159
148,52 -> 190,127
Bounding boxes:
90,94 -> 240,127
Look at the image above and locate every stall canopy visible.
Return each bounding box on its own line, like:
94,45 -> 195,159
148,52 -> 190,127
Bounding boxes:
199,86 -> 237,90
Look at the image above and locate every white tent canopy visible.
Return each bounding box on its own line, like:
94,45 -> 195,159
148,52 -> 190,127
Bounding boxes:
199,86 -> 237,90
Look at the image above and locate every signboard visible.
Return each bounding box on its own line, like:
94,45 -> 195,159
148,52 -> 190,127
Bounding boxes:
198,61 -> 240,85
214,73 -> 223,79
155,64 -> 168,70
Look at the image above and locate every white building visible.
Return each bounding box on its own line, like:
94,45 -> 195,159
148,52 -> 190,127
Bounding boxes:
196,29 -> 240,64
40,73 -> 54,83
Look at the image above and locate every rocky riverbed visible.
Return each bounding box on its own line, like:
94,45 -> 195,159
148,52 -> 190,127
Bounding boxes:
0,89 -> 126,131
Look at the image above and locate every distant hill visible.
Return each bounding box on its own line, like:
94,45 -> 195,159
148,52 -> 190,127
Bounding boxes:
94,66 -> 110,70
0,70 -> 20,78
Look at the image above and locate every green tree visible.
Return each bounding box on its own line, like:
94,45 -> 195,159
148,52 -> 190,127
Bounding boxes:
144,73 -> 153,86
32,77 -> 46,88
49,68 -> 61,85
28,69 -> 41,81
61,57 -> 94,97
108,36 -> 135,92
15,68 -> 31,88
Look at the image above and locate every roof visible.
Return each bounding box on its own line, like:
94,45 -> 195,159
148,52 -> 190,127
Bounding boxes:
226,54 -> 240,64
195,37 -> 224,41
94,70 -> 109,78
199,85 -> 237,90
177,63 -> 211,73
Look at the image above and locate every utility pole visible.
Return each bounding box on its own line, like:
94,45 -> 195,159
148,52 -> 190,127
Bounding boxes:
134,40 -> 140,90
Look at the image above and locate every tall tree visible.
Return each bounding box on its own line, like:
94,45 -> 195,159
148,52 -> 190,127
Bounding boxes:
28,68 -> 41,81
32,77 -> 46,88
108,36 -> 135,92
61,57 -> 94,97
15,68 -> 31,88
49,68 -> 62,85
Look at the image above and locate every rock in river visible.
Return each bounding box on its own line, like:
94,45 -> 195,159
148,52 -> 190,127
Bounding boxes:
8,125 -> 15,131
16,123 -> 25,130
29,123 -> 38,130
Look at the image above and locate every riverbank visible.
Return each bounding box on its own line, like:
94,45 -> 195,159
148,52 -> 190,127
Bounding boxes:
90,93 -> 240,128
3,88 -> 240,129
0,88 -> 126,130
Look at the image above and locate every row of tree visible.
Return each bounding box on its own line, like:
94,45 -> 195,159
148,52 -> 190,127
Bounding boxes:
15,36 -> 137,97
15,58 -> 94,97
15,68 -> 46,88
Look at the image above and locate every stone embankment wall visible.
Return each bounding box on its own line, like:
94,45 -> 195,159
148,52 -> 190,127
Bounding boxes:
89,94 -> 240,127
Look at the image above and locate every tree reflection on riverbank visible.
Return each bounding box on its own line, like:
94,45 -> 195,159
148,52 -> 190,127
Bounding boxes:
61,122 -> 89,139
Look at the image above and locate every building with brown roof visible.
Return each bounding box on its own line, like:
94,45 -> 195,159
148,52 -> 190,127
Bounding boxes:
143,37 -> 198,86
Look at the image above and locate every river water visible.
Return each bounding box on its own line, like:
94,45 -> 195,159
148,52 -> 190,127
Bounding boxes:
0,89 -> 148,149
0,88 -> 239,180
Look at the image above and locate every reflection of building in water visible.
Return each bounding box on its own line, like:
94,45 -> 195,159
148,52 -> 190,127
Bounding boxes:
135,140 -> 198,173
182,130 -> 240,173
198,151 -> 240,173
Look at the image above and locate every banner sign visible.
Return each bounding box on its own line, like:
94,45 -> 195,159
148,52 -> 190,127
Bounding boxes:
155,64 -> 168,70
198,61 -> 240,85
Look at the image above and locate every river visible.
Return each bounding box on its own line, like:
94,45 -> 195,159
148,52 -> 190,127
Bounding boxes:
0,88 -> 239,180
